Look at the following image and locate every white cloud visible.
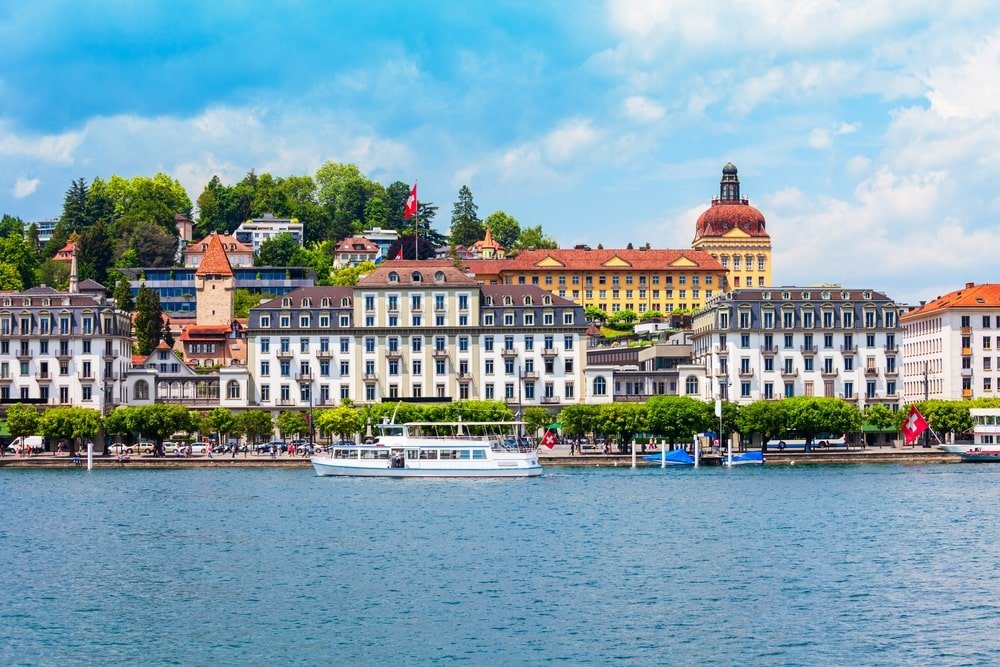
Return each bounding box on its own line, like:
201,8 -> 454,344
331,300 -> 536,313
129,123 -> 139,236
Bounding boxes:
807,128 -> 832,149
0,121 -> 82,164
845,155 -> 871,176
622,95 -> 664,122
12,177 -> 39,198
544,119 -> 598,162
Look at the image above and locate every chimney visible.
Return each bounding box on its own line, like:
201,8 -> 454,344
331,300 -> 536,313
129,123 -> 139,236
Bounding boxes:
966,282 -> 975,289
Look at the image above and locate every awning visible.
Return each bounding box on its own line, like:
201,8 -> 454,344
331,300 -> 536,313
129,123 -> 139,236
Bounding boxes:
861,424 -> 897,433
0,420 -> 10,437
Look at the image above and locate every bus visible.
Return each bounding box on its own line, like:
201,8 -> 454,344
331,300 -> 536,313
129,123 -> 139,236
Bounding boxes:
770,432 -> 847,451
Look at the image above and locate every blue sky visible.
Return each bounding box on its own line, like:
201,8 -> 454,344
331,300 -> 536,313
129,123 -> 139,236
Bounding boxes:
1,1 -> 999,304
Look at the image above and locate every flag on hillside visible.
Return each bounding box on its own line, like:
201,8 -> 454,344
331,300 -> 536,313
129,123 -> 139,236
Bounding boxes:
374,247 -> 384,264
902,405 -> 929,445
403,182 -> 418,220
540,429 -> 557,449
394,245 -> 404,260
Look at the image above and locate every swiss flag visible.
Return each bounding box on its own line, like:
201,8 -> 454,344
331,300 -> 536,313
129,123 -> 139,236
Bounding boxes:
403,182 -> 418,220
540,430 -> 557,449
902,405 -> 929,445
394,245 -> 404,260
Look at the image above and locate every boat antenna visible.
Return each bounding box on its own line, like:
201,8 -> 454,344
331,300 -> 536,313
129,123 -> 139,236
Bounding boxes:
390,401 -> 402,424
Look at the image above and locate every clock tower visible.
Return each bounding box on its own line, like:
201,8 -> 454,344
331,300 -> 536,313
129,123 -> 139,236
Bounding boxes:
692,163 -> 772,289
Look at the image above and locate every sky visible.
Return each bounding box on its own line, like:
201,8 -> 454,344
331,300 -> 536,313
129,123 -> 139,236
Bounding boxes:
1,1 -> 999,305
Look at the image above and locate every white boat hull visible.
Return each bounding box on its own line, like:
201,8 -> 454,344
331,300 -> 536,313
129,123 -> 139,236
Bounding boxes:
310,456 -> 542,478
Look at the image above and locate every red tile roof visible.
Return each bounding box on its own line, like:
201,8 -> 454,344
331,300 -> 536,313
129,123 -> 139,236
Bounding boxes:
194,233 -> 234,277
335,236 -> 380,253
359,261 -> 478,286
183,234 -> 252,256
179,325 -> 231,341
902,283 -> 1000,320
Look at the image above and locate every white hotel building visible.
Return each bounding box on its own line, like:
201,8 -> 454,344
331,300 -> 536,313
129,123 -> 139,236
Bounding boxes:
692,287 -> 902,408
246,261 -> 587,412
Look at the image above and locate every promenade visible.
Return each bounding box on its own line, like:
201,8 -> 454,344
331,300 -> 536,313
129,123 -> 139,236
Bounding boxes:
0,444 -> 961,468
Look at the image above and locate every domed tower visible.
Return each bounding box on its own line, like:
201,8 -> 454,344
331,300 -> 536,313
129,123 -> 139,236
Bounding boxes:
692,162 -> 772,289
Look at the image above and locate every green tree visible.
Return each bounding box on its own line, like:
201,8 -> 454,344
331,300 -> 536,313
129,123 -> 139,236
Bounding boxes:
39,407 -> 102,454
256,232 -> 302,267
34,259 -> 70,291
595,402 -> 647,445
207,408 -> 237,445
6,403 -> 40,441
558,404 -> 600,438
329,260 -> 376,286
639,310 -> 663,321
482,211 -> 520,250
237,410 -> 274,446
737,400 -> 790,446
784,397 -> 862,446
78,218 -> 114,285
134,285 -> 164,356
388,234 -> 437,261
233,289 -> 263,318
584,305 -> 606,322
129,404 -> 196,451
105,173 -> 192,231
0,234 -> 39,289
316,405 -> 362,441
113,277 -> 135,311
276,410 -> 309,439
60,177 -> 91,234
129,222 -> 178,267
608,309 -> 638,329
449,185 -> 483,247
523,406 -> 552,439
0,263 -> 23,290
646,396 -> 714,445
513,225 -> 558,250
0,214 -> 24,237
383,181 -> 413,231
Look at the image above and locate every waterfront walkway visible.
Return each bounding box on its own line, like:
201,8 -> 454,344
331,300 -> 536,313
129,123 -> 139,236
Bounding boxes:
0,444 -> 961,468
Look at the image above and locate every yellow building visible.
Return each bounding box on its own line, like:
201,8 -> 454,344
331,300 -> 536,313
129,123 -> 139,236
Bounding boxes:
692,162 -> 772,289
466,248 -> 727,314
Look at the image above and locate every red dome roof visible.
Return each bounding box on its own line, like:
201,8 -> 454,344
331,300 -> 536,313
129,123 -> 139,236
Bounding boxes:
694,201 -> 768,239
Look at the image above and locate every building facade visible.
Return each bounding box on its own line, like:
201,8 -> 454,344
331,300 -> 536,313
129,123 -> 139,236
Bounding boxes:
245,261 -> 587,413
585,334 -> 707,404
901,282 -> 1000,401
692,162 -> 773,289
692,287 -> 902,407
183,234 -> 254,268
333,236 -> 380,268
466,248 -> 727,315
234,213 -> 303,253
0,285 -> 132,413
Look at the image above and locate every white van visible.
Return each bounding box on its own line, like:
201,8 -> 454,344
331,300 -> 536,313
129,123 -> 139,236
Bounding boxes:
6,436 -> 45,454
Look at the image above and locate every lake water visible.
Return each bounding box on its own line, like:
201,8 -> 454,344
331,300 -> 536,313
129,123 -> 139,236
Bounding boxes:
2,463 -> 999,666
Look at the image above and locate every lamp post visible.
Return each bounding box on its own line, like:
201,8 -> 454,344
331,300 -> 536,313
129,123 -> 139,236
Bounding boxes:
516,365 -> 524,438
308,380 -> 315,450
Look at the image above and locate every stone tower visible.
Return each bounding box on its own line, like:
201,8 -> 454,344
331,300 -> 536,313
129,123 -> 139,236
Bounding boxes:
194,233 -> 235,326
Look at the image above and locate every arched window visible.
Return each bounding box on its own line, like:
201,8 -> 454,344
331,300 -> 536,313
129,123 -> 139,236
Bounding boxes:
411,272 -> 421,282
434,271 -> 446,282
301,297 -> 311,307
524,295 -> 533,305
685,376 -> 699,395
321,298 -> 330,307
341,297 -> 351,307
593,376 -> 607,396
542,295 -> 552,305
503,295 -> 513,306
388,272 -> 399,283
282,297 -> 291,307
227,380 -> 241,399
134,380 -> 149,400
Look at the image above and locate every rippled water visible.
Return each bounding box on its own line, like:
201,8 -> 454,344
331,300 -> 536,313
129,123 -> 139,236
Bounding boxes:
2,463 -> 1000,665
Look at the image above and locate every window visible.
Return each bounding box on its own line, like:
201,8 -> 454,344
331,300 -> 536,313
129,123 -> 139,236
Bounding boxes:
685,376 -> 698,395
593,376 -> 607,396
227,381 -> 241,399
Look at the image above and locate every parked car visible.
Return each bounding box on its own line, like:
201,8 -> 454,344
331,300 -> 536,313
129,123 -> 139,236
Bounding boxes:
172,441 -> 212,455
114,441 -> 156,455
254,440 -> 285,454
6,436 -> 45,454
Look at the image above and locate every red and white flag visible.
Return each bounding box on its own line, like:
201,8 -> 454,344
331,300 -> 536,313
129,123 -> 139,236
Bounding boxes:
540,430 -> 557,449
902,405 -> 929,445
394,245 -> 404,260
403,182 -> 418,220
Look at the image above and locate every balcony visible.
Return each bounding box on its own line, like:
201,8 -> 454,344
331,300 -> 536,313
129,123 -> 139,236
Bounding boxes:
56,349 -> 72,360
760,346 -> 777,355
960,368 -> 973,377
16,349 -> 32,360
779,368 -> 798,377
316,349 -> 333,359
457,371 -> 473,380
37,372 -> 51,380
385,350 -> 402,360
541,347 -> 557,357
432,348 -> 449,359
961,326 -> 972,335
276,399 -> 297,407
840,345 -> 857,353
362,373 -> 379,382
884,368 -> 898,377
501,348 -> 518,358
800,345 -> 818,355
102,350 -> 116,361
864,367 -> 878,376
80,372 -> 95,381
885,343 -> 898,352
540,396 -> 560,404
738,368 -> 754,378
821,368 -> 838,378
522,370 -> 539,380
0,374 -> 11,383
276,349 -> 295,360
296,371 -> 314,382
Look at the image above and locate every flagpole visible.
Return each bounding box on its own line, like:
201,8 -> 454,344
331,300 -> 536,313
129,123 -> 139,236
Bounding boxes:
413,181 -> 418,261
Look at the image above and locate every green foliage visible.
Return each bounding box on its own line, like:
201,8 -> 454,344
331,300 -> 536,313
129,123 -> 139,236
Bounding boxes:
910,400 -> 973,435
482,211 -> 520,250
105,173 -> 192,230
134,285 -> 163,356
557,404 -> 600,437
233,289 -> 263,318
328,260 -> 376,286
383,181 -> 413,231
594,402 -> 648,444
39,406 -> 102,452
863,404 -> 897,430
207,408 -> 237,440
121,404 -> 196,444
737,400 -> 789,443
783,397 -> 862,443
645,396 -> 714,444
523,407 -> 551,438
112,276 -> 135,311
6,403 -> 40,439
388,234 -> 437,261
34,259 -> 70,291
449,185 -> 483,247
0,233 -> 38,289
0,263 -> 23,290
315,162 -> 386,242
77,219 -> 115,285
236,410 -> 274,444
256,232 -> 305,267
584,305 -> 606,321
0,214 -> 24,237
639,310 -> 663,321
316,406 -> 362,440
607,309 -> 638,330
513,224 -> 558,250
277,410 -> 309,438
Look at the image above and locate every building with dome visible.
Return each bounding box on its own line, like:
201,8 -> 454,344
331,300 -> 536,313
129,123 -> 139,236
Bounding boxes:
692,162 -> 772,289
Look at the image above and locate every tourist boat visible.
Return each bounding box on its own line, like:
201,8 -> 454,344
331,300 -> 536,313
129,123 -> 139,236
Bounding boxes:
310,421 -> 542,478
945,408 -> 1000,462
642,448 -> 696,466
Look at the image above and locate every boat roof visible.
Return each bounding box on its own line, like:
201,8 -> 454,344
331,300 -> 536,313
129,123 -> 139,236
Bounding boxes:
379,421 -> 526,427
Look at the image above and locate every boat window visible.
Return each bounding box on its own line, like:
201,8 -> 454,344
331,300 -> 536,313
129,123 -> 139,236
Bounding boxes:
333,448 -> 357,459
458,450 -> 471,460
439,449 -> 460,460
360,449 -> 390,459
380,425 -> 405,437
472,449 -> 487,460
419,449 -> 439,459
406,449 -> 419,459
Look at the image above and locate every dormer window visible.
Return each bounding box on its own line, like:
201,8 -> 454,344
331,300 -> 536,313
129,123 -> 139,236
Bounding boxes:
301,297 -> 311,308
321,298 -> 330,307
282,297 -> 291,307
434,271 -> 446,283
542,295 -> 552,305
503,295 -> 513,306
410,272 -> 420,282
484,296 -> 493,306
341,297 -> 351,307
524,296 -> 533,306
